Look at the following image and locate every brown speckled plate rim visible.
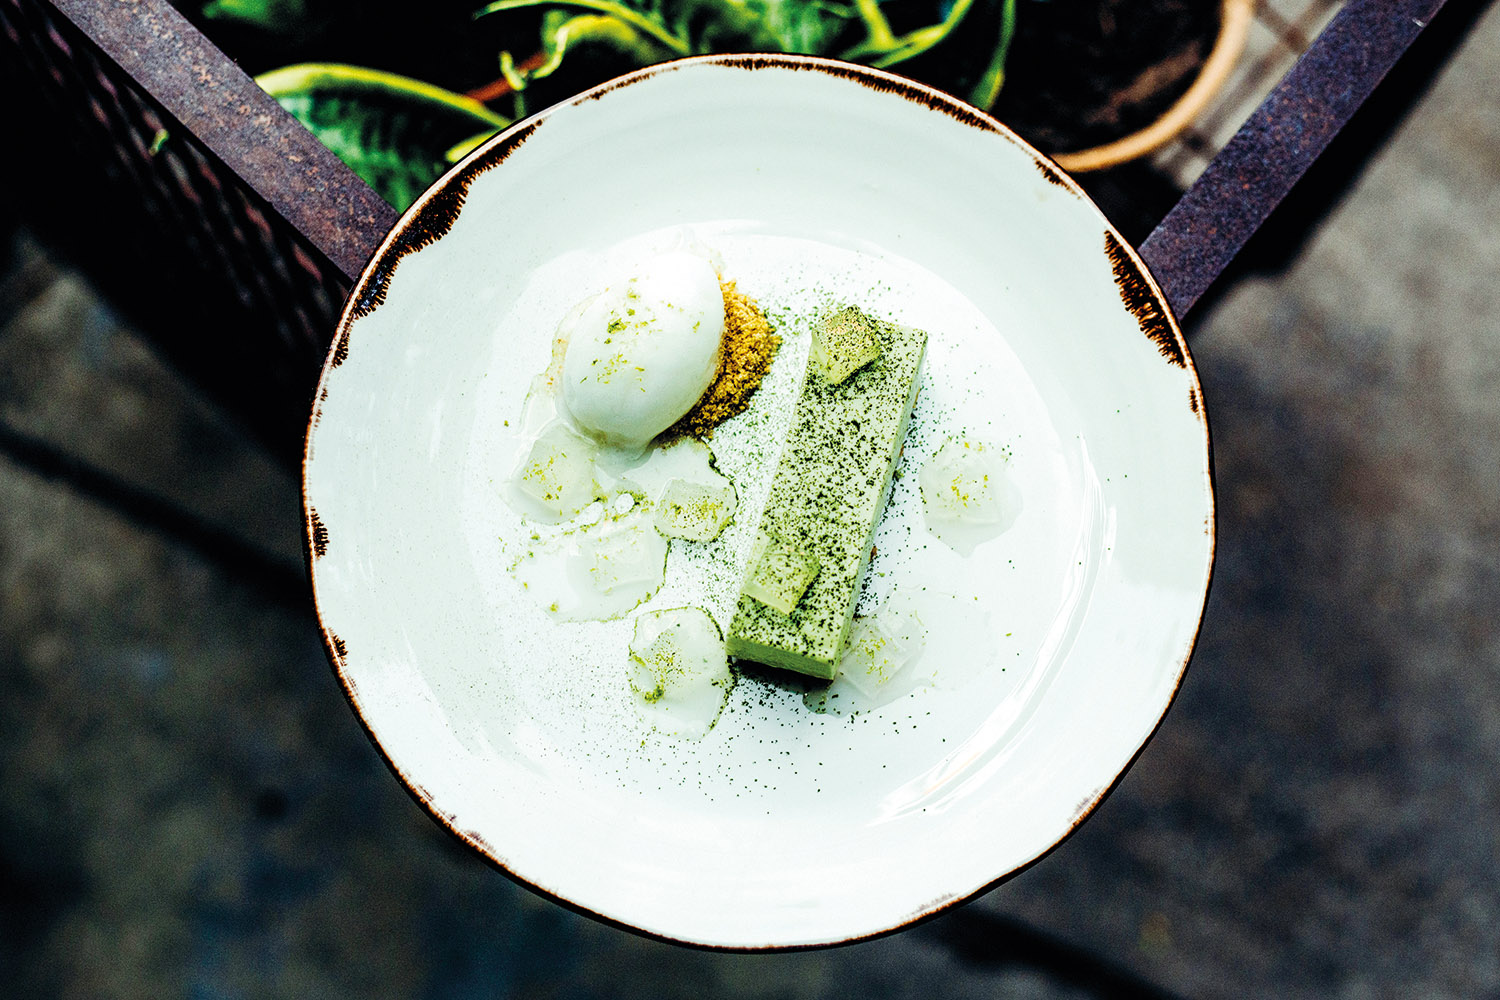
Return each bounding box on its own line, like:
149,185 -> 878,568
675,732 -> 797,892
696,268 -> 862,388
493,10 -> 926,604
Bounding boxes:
301,52 -> 1216,951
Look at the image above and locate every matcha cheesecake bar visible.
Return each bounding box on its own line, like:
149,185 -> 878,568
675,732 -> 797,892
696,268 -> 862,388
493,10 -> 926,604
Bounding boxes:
727,306 -> 927,679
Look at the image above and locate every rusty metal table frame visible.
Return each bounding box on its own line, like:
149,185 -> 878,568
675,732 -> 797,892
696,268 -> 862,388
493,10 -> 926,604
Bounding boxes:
0,0 -> 1457,453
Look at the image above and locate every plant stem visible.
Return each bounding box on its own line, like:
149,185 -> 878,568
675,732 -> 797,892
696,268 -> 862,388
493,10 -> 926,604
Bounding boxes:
969,0 -> 1016,109
868,0 -> 976,67
465,49 -> 550,101
475,0 -> 690,55
851,0 -> 897,52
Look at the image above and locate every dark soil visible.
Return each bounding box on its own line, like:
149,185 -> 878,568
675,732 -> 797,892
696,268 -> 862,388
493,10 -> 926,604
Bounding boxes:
994,0 -> 1222,154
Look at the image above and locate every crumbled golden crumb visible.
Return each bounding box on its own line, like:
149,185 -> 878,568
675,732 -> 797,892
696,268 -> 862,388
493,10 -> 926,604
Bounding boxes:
671,280 -> 780,439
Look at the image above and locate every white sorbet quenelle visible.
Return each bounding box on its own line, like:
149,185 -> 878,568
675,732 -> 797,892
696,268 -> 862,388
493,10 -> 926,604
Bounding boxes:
562,251 -> 725,451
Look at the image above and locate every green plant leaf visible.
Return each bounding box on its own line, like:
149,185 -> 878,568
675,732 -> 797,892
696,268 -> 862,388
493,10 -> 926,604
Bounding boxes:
479,0 -> 692,55
719,0 -> 857,53
533,12 -> 673,81
968,0 -> 1016,108
201,0 -> 313,34
478,0 -> 1013,106
256,64 -> 511,210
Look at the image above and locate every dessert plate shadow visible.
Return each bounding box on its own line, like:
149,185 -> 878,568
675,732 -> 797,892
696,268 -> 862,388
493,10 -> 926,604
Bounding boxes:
302,54 -> 1215,949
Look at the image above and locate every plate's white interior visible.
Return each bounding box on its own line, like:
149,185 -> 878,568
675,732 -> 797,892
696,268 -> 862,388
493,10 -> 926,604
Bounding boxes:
304,57 -> 1214,949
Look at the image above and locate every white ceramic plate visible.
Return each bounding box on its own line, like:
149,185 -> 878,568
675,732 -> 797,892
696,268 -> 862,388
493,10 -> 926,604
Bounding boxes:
303,55 -> 1214,949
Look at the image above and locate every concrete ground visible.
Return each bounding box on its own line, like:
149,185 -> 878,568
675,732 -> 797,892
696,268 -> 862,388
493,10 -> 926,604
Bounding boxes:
2,5 -> 1498,999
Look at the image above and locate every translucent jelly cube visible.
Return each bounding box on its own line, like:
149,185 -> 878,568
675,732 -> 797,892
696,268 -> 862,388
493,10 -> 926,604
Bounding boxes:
811,305 -> 883,384
653,478 -> 736,541
628,607 -> 733,738
837,605 -> 926,698
515,422 -> 599,517
919,438 -> 1006,524
584,512 -> 667,595
742,531 -> 820,615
